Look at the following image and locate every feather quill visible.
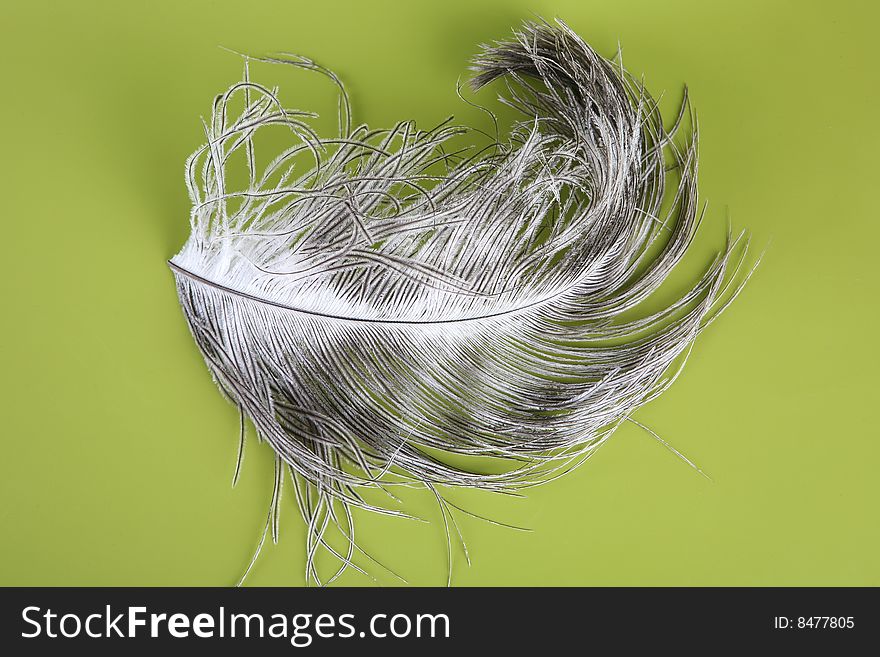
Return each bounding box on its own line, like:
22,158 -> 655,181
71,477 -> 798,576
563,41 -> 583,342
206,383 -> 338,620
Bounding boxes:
170,19 -> 752,584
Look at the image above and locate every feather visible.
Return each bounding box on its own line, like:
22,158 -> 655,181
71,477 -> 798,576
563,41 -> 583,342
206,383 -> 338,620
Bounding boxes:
169,19 -> 753,585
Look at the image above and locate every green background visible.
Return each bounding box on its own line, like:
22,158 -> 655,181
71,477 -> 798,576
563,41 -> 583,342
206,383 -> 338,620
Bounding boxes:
2,0 -> 877,586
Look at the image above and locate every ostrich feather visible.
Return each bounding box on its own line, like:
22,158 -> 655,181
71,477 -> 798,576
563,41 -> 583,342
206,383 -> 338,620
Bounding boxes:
169,19 -> 753,585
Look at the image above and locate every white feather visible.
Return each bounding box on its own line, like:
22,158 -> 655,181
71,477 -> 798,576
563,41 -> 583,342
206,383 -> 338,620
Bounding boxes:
170,19 -> 752,584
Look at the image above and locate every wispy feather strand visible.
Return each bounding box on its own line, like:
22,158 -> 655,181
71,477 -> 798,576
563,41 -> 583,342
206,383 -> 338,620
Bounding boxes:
170,19 -> 754,585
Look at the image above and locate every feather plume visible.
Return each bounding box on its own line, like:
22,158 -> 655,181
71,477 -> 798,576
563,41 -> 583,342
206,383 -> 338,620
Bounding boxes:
169,19 -> 753,585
